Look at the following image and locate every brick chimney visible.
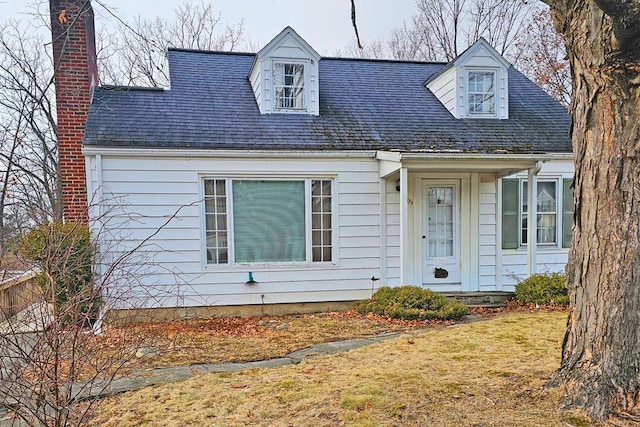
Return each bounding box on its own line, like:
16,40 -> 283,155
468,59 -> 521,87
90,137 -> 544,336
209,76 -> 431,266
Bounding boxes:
50,0 -> 98,222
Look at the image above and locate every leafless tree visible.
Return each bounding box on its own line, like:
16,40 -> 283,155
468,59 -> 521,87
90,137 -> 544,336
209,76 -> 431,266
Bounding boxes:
0,20 -> 60,230
389,0 -> 533,62
98,1 -> 246,87
333,38 -> 388,59
514,7 -> 571,106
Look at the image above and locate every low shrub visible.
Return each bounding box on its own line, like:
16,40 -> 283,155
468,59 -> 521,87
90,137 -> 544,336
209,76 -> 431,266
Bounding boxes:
354,286 -> 469,321
515,273 -> 568,306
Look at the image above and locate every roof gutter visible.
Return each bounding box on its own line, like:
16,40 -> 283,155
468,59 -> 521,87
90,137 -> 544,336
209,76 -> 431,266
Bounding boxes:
394,152 -> 573,162
82,147 -> 378,159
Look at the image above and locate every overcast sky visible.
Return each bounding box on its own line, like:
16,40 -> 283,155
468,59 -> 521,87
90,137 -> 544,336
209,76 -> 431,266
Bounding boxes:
4,0 -> 417,55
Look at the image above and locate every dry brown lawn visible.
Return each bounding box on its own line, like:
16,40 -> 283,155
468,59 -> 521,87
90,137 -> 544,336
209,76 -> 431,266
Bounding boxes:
88,311 -> 620,426
96,310 -> 437,375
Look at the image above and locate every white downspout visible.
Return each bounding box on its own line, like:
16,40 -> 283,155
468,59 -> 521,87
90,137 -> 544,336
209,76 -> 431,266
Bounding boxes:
527,161 -> 542,276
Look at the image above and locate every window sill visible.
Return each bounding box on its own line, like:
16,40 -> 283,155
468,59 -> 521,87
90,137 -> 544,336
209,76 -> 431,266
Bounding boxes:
202,262 -> 339,272
271,109 -> 309,114
504,246 -> 569,253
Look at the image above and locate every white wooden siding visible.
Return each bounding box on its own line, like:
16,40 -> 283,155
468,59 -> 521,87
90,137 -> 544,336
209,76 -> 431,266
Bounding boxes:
479,177 -> 497,290
88,153 -> 575,307
249,64 -> 262,113
90,155 -> 381,308
426,67 -> 457,116
384,178 -> 401,285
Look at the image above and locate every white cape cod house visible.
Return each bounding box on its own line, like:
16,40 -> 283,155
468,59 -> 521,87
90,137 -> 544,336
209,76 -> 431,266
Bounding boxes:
62,22 -> 573,314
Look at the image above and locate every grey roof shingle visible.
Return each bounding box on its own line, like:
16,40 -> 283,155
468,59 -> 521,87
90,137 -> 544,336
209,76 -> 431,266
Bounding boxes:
83,49 -> 571,153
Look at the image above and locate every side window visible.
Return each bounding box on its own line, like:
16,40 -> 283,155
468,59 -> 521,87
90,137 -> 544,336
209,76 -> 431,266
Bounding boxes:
311,179 -> 332,262
204,179 -> 229,264
501,178 -> 573,249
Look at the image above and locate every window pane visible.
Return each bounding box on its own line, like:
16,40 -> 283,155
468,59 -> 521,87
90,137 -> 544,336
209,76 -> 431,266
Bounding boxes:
538,213 -> 556,243
322,214 -> 332,229
468,71 -> 495,115
274,63 -> 305,110
233,181 -> 305,263
521,180 -> 557,245
312,213 -> 321,229
427,186 -> 454,258
322,180 -> 331,196
323,247 -> 332,262
322,197 -> 331,213
205,214 -> 215,230
204,180 -> 215,196
217,214 -> 227,231
312,179 -> 332,262
204,179 -> 228,264
537,182 -> 556,212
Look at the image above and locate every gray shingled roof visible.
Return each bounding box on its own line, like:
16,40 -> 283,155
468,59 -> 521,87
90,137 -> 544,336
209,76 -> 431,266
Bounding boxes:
83,49 -> 571,153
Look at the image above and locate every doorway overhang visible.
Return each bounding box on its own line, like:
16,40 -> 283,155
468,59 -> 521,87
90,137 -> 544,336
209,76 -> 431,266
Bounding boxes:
376,151 -> 572,178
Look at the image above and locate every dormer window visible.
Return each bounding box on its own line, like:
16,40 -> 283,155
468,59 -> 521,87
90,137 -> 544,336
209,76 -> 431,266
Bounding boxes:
468,70 -> 496,116
273,62 -> 305,111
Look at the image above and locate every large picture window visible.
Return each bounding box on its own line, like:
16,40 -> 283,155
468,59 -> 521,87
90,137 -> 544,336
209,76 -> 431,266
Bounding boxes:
273,62 -> 305,111
468,70 -> 496,116
204,178 -> 333,265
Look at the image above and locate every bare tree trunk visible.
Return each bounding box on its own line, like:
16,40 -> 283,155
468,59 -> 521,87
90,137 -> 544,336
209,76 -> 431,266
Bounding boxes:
544,0 -> 640,421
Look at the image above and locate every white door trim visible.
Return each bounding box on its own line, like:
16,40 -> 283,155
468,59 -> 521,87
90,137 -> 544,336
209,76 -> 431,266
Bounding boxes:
422,179 -> 462,286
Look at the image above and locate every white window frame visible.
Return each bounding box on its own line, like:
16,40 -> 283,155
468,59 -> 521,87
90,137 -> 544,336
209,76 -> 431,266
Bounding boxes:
466,68 -> 497,118
519,178 -> 559,247
201,176 -> 336,267
272,60 -> 308,113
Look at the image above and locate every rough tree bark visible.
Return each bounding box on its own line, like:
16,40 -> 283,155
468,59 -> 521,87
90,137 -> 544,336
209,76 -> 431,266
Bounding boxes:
542,0 -> 640,421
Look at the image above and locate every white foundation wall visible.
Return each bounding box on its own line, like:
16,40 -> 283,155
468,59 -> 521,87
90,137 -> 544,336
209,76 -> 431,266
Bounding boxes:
87,154 -> 382,309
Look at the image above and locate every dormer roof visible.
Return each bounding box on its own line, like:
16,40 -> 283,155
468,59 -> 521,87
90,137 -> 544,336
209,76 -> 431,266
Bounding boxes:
253,26 -> 321,67
248,27 -> 321,115
426,38 -> 510,84
426,38 -> 511,119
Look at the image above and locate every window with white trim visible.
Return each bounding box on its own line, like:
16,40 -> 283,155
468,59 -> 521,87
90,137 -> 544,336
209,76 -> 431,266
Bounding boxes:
521,180 -> 557,245
311,179 -> 332,262
501,177 -> 573,249
203,178 -> 333,264
273,62 -> 305,111
468,70 -> 496,116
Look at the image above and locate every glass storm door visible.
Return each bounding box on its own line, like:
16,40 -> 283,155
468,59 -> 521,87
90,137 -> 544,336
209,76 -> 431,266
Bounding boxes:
423,182 -> 461,285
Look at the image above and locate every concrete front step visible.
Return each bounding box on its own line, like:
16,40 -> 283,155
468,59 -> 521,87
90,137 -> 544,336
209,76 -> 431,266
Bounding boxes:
441,292 -> 515,307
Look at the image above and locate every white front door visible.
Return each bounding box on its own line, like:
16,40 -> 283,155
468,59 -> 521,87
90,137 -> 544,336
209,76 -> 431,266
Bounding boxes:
423,181 -> 461,286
